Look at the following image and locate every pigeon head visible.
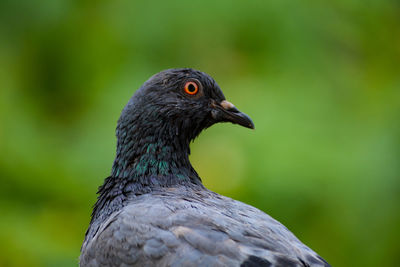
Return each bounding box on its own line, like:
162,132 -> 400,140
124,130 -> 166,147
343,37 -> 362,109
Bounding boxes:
112,68 -> 254,184
119,68 -> 254,137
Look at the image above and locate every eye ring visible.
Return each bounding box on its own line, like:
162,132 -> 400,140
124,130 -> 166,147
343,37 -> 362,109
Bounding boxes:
184,81 -> 199,95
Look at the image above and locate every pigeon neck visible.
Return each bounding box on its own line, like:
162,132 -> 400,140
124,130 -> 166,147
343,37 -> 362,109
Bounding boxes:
87,124 -> 202,236
111,122 -> 201,187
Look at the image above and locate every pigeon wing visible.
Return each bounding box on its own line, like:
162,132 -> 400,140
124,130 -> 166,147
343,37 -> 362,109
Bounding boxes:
80,187 -> 329,267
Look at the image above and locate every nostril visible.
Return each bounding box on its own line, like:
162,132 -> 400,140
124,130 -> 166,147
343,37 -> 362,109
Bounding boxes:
220,100 -> 235,110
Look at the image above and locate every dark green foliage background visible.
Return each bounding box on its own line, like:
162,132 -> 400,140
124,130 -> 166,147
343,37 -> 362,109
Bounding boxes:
1,1 -> 399,266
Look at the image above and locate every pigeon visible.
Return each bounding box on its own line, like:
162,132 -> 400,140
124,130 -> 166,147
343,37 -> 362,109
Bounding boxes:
80,68 -> 330,267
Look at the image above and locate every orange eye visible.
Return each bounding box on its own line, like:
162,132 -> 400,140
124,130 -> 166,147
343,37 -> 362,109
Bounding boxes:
184,81 -> 199,95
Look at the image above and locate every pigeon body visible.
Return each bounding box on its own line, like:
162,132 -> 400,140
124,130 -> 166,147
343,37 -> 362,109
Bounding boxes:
80,68 -> 330,267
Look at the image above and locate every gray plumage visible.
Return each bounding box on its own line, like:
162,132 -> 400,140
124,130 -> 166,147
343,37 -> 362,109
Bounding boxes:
80,69 -> 330,267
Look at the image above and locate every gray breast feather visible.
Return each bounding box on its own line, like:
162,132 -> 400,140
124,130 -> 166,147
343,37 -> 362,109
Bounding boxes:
80,188 -> 329,267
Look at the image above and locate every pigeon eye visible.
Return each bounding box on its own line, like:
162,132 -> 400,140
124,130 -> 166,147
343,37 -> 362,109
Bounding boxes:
184,81 -> 199,95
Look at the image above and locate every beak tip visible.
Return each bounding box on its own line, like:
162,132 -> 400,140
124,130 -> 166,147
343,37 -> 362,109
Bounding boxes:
236,115 -> 255,130
247,120 -> 255,130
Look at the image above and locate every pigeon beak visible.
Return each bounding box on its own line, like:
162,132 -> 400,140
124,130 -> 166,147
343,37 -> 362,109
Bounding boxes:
211,100 -> 255,129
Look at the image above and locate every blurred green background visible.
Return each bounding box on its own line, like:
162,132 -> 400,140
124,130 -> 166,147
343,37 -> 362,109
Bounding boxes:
1,0 -> 399,266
